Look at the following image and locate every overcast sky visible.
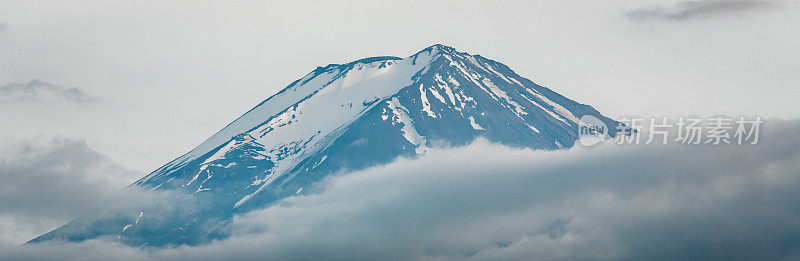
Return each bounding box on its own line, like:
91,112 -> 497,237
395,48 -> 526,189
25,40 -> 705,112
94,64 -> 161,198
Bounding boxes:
2,1 -> 800,259
1,0 -> 798,174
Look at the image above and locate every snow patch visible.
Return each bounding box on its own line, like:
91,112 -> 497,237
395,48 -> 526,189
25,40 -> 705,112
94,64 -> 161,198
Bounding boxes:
386,97 -> 428,154
419,84 -> 437,118
468,116 -> 485,130
481,78 -> 527,117
519,92 -> 570,125
525,89 -> 581,125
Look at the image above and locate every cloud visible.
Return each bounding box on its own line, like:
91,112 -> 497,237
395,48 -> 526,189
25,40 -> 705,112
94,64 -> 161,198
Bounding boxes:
625,0 -> 781,23
0,79 -> 96,104
3,119 -> 800,260
0,138 -> 139,245
0,23 -> 7,31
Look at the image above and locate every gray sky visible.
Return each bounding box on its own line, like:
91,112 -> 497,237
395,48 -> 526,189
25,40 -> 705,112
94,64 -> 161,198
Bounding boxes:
2,1 -> 800,258
1,0 -> 798,173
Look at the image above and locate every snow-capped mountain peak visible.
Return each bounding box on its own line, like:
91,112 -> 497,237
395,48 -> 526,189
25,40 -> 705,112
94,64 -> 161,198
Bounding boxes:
31,44 -> 622,246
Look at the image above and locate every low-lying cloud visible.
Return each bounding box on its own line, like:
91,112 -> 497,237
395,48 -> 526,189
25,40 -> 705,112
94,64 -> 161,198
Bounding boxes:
3,119 -> 800,260
625,0 -> 781,23
0,79 -> 96,104
0,138 -> 139,245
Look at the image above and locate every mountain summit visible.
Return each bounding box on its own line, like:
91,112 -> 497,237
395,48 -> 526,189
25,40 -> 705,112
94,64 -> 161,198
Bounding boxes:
31,44 -> 621,246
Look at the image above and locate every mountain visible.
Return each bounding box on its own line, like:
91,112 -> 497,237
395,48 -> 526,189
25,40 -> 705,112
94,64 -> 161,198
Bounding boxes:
30,44 -> 622,247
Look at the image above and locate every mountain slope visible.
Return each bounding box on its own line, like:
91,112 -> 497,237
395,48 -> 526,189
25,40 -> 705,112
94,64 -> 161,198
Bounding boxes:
31,44 -> 622,246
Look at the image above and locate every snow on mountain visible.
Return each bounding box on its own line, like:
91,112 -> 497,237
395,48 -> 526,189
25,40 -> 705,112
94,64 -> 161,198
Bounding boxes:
30,44 -> 622,246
